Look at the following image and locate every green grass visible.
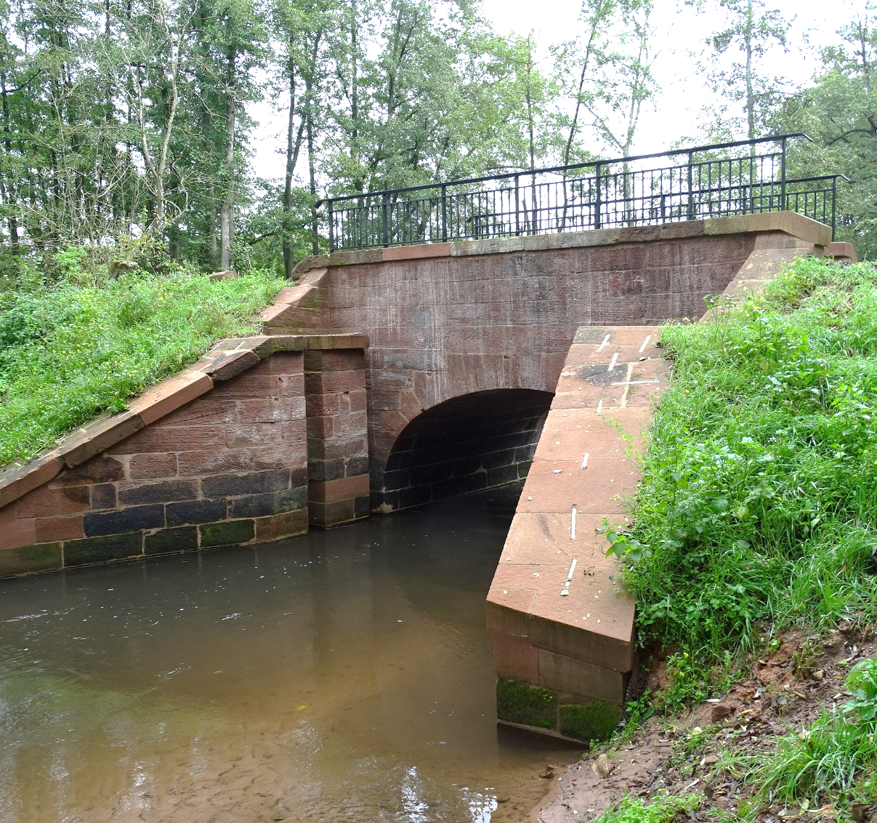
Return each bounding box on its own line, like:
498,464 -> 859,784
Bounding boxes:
591,792 -> 700,823
608,256 -> 877,666
0,270 -> 285,467
739,655 -> 877,819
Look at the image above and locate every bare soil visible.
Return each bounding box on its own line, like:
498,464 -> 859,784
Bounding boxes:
533,624 -> 877,823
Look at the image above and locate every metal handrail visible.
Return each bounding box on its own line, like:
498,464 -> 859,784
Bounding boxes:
320,134 -> 844,251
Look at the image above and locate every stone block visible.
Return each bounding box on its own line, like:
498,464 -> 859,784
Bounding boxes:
158,399 -> 236,427
201,470 -> 290,498
117,479 -> 198,506
308,498 -> 359,527
538,650 -> 627,704
493,632 -> 540,683
166,498 -> 228,527
56,412 -> 144,469
224,422 -> 282,449
203,349 -> 261,382
128,373 -> 214,425
91,484 -> 117,510
200,519 -> 255,547
0,453 -> 64,509
144,527 -> 199,555
229,487 -> 308,518
308,474 -> 370,505
64,532 -> 143,566
83,504 -> 165,537
51,455 -> 125,486
0,543 -> 63,577
129,453 -> 178,480
34,515 -> 84,543
16,485 -> 90,518
111,425 -> 225,455
254,509 -> 309,542
0,505 -> 35,550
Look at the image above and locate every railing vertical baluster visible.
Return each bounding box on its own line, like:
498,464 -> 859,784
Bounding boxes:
831,175 -> 837,241
441,184 -> 448,243
531,172 -> 538,234
327,199 -> 335,253
382,192 -> 389,248
780,136 -> 788,213
595,164 -> 602,230
686,152 -> 694,220
514,174 -> 521,236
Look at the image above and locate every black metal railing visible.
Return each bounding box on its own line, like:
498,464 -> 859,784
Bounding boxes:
321,135 -> 843,252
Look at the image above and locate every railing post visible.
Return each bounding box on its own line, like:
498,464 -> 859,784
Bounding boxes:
686,152 -> 694,220
382,192 -> 389,248
514,174 -> 521,236
531,171 -> 538,234
441,184 -> 448,242
594,164 -> 602,230
327,199 -> 335,253
780,136 -> 787,213
831,175 -> 837,241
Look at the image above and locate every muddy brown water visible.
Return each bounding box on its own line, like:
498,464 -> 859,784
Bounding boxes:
0,487 -> 580,823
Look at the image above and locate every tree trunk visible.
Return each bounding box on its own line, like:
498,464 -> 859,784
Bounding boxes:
220,45 -> 237,270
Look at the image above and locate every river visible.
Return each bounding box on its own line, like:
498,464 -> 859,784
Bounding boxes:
0,486 -> 579,823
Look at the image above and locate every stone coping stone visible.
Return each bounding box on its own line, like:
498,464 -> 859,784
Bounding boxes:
291,211 -> 832,273
486,325 -> 669,676
0,332 -> 369,513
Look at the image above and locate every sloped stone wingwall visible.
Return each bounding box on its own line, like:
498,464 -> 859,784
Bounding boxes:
0,335 -> 369,578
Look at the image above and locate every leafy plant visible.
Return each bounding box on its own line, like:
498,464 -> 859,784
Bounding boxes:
592,792 -> 699,823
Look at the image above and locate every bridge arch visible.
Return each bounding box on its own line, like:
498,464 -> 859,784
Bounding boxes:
373,389 -> 553,512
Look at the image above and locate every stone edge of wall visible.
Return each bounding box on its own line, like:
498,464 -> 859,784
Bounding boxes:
291,212 -> 834,274
0,326 -> 367,515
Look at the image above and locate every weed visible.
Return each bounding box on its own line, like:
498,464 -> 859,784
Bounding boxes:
592,792 -> 700,823
741,654 -> 877,819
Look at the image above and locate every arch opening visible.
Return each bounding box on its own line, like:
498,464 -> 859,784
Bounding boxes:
375,389 -> 554,512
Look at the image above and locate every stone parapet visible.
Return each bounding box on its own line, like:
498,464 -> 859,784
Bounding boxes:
487,325 -> 670,742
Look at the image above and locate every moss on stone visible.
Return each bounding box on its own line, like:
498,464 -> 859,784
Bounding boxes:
558,700 -> 623,742
496,678 -> 557,729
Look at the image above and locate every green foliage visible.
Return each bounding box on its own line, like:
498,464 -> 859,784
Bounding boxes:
496,678 -> 556,729
0,270 -> 285,466
743,655 -> 877,817
612,257 -> 877,671
592,792 -> 700,823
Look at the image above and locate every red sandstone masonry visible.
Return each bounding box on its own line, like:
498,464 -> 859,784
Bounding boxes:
486,325 -> 671,739
0,333 -> 368,578
296,212 -> 831,504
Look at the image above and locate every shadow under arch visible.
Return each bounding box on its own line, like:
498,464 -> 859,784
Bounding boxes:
374,389 -> 554,512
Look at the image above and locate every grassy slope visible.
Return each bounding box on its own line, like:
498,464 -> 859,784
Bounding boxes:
0,271 -> 286,467
595,256 -> 877,821
610,256 -> 877,662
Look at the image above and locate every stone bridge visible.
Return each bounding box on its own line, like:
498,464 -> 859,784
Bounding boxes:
0,212 -> 852,740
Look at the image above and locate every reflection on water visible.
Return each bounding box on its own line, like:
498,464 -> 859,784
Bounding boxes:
0,487 -> 578,823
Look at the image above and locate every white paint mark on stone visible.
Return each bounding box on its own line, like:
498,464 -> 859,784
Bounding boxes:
597,334 -> 611,352
596,399 -> 603,416
571,504 -> 577,540
639,334 -> 652,353
581,452 -> 589,469
608,352 -> 618,372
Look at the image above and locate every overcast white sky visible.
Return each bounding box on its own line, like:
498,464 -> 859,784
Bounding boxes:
249,0 -> 867,182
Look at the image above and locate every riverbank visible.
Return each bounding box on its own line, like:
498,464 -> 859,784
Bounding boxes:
536,624 -> 877,822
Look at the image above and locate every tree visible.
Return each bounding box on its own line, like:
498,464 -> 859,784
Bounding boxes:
704,0 -> 790,141
773,2 -> 877,258
551,0 -> 658,163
